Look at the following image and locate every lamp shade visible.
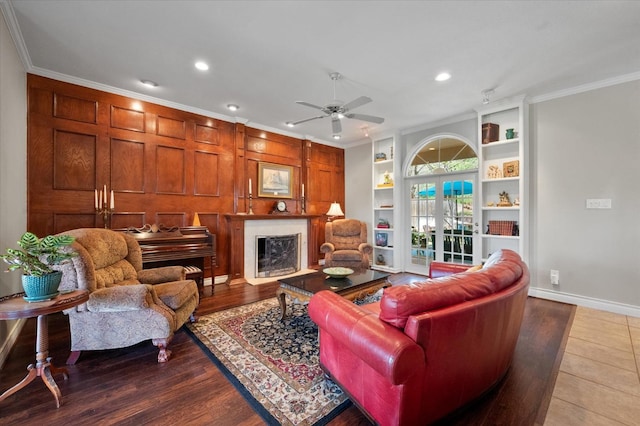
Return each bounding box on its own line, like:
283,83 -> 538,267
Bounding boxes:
326,202 -> 344,217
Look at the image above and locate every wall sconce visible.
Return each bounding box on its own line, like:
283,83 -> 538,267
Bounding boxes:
326,202 -> 344,222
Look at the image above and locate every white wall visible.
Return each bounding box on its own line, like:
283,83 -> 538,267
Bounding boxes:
0,8 -> 27,365
345,81 -> 640,316
529,80 -> 640,314
344,141 -> 373,240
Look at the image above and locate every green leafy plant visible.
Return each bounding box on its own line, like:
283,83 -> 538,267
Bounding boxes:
1,232 -> 76,276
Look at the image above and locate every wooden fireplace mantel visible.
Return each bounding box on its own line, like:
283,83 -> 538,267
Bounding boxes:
225,214 -> 323,283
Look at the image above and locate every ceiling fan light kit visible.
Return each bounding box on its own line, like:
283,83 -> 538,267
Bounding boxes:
290,71 -> 384,139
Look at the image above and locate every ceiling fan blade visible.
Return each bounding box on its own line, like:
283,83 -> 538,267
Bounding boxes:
296,101 -> 325,111
345,113 -> 385,124
292,115 -> 326,125
332,118 -> 342,134
342,96 -> 372,111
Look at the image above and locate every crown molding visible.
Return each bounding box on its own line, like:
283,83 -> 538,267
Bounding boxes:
0,0 -> 32,69
530,71 -> 640,104
400,111 -> 477,136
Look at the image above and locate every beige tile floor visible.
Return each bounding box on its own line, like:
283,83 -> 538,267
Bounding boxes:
545,307 -> 640,425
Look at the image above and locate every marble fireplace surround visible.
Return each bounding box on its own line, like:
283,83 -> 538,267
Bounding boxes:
225,214 -> 322,284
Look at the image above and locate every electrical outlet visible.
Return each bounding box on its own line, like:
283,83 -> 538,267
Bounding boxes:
550,269 -> 560,286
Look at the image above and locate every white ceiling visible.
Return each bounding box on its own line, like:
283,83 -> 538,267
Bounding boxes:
3,0 -> 640,146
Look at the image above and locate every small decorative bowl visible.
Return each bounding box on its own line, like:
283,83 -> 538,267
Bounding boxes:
323,267 -> 354,279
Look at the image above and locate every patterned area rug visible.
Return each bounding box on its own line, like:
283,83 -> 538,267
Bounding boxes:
185,298 -> 350,425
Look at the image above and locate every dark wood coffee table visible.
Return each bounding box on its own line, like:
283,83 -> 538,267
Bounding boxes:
276,269 -> 390,320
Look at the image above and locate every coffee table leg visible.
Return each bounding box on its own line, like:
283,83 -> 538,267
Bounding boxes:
275,288 -> 287,320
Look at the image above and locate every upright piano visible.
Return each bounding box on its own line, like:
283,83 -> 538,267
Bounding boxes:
118,225 -> 216,294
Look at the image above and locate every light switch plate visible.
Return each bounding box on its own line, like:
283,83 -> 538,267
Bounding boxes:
586,199 -> 612,209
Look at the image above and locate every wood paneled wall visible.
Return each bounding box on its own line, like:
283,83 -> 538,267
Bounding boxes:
26,74 -> 344,277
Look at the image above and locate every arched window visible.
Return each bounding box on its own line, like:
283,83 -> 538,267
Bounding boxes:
407,136 -> 478,176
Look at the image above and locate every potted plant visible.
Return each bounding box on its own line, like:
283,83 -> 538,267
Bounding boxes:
1,231 -> 77,301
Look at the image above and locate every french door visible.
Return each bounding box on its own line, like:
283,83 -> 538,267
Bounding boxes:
407,173 -> 479,275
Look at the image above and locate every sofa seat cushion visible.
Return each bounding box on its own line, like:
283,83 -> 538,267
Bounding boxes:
153,280 -> 198,310
331,249 -> 363,261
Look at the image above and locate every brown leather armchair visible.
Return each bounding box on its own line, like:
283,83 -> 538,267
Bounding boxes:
320,219 -> 372,270
54,228 -> 199,364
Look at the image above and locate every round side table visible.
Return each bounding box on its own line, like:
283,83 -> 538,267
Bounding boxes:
0,289 -> 89,408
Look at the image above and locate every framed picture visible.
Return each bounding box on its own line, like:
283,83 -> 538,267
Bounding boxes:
503,160 -> 520,178
258,162 -> 293,198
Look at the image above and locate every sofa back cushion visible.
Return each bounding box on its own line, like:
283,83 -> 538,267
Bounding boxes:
327,219 -> 365,250
65,228 -> 140,289
379,250 -> 523,329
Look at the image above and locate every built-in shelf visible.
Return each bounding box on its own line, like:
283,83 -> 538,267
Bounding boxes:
476,97 -> 528,263
372,136 -> 401,273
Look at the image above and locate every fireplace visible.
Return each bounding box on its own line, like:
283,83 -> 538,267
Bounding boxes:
242,218 -> 310,282
255,233 -> 301,278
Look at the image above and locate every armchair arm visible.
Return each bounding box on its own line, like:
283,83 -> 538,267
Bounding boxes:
137,266 -> 186,284
358,242 -> 373,255
309,291 -> 424,385
86,284 -> 152,312
319,242 -> 335,254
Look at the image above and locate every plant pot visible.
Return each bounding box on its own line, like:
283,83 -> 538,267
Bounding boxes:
22,271 -> 62,301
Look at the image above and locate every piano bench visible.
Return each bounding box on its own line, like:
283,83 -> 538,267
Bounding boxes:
183,266 -> 204,294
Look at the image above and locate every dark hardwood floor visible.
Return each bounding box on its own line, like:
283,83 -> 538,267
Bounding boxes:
0,274 -> 574,425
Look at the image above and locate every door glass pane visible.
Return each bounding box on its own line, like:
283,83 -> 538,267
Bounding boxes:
441,179 -> 474,264
410,182 -> 435,267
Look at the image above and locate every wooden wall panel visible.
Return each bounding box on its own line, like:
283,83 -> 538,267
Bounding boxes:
53,130 -> 96,190
156,212 -> 186,227
27,74 -> 344,280
111,138 -> 145,192
111,106 -> 145,132
195,123 -> 218,145
53,93 -> 97,124
194,151 -> 219,196
157,116 -> 186,139
155,145 -> 185,194
111,213 -> 146,229
54,214 -> 97,233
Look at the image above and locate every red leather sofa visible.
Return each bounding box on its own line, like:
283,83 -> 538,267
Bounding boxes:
308,249 -> 530,425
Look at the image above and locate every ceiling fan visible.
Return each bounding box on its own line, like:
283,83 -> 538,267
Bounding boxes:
288,72 -> 384,138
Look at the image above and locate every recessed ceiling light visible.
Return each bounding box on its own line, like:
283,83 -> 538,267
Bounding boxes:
140,79 -> 158,88
332,134 -> 341,140
285,121 -> 295,128
227,104 -> 239,112
195,61 -> 209,71
435,72 -> 451,82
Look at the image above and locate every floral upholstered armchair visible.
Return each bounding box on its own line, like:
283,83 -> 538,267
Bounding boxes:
54,228 -> 199,364
320,219 -> 372,270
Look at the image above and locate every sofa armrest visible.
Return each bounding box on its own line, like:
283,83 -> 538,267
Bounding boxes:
319,242 -> 335,254
86,284 -> 151,312
358,242 -> 373,255
137,266 -> 186,284
309,290 -> 424,385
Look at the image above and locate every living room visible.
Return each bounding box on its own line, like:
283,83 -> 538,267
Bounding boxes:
1,1 -> 640,425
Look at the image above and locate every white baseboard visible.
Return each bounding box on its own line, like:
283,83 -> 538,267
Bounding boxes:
0,318 -> 26,369
529,287 -> 640,317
